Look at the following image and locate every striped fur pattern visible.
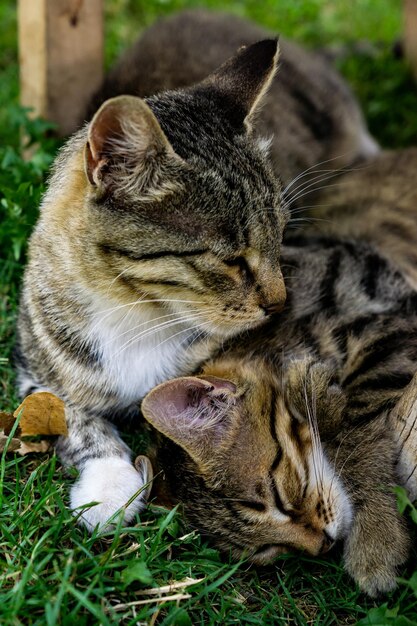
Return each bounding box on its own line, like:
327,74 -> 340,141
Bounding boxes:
15,40 -> 290,531
304,148 -> 417,290
142,235 -> 417,596
87,9 -> 378,196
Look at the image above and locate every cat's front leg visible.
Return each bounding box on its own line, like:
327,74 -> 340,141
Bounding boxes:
343,493 -> 409,597
56,406 -> 152,532
332,417 -> 410,596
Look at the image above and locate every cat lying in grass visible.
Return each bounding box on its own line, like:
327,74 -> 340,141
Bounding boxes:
16,7 -> 379,533
142,232 -> 417,597
16,40 -> 291,531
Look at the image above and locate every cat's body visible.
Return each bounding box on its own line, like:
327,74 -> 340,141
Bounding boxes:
16,41 -> 289,529
142,233 -> 417,596
88,9 -> 378,195
305,148 -> 417,290
16,10 -> 380,533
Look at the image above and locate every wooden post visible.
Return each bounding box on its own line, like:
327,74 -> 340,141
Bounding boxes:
404,0 -> 417,80
18,0 -> 104,136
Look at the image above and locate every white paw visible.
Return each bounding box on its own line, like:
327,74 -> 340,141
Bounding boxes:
70,456 -> 153,532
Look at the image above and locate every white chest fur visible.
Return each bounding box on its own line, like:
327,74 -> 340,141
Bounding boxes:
89,299 -> 198,404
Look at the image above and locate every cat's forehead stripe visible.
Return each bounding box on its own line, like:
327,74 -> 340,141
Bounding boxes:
269,387 -> 279,443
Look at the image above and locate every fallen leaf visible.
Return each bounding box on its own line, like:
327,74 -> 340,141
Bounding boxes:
0,411 -> 18,436
18,440 -> 52,455
14,392 -> 68,436
0,434 -> 22,453
0,392 -> 68,455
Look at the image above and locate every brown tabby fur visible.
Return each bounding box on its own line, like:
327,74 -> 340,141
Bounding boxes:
142,231 -> 417,597
16,40 -> 293,530
305,148 -> 417,290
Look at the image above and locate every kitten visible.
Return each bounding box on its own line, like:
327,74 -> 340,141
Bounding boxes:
87,9 -> 378,197
303,148 -> 417,290
142,234 -> 417,597
15,40 -> 289,531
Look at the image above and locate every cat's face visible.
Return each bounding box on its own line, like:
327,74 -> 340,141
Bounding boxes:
78,40 -> 287,338
141,360 -> 353,562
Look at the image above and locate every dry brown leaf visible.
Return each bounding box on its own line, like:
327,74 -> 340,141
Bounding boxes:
18,440 -> 52,456
0,411 -> 18,436
0,434 -> 22,453
0,391 -> 68,455
14,392 -> 68,436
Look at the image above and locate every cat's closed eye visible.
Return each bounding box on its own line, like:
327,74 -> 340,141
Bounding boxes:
223,256 -> 253,282
142,366 -> 353,565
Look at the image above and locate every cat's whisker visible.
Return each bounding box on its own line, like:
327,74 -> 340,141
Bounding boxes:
284,170 -> 343,206
305,378 -> 327,499
284,165 -> 356,204
288,217 -> 332,225
288,180 -> 351,207
333,430 -> 381,492
288,202 -> 332,215
282,151 -> 360,195
327,426 -> 359,497
85,297 -> 206,341
115,307 -> 220,356
303,379 -> 321,494
148,320 -> 213,355
284,157 -> 369,204
111,292 -> 151,340
287,181 -> 347,209
103,308 -> 203,346
186,325 -> 211,350
113,312 -> 207,357
112,314 -> 203,356
93,297 -> 205,317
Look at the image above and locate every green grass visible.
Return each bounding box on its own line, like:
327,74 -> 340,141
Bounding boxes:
1,1 -> 417,624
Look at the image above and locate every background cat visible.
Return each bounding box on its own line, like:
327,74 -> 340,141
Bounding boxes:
87,9 -> 378,198
16,40 -> 289,531
302,148 -> 417,290
141,234 -> 417,597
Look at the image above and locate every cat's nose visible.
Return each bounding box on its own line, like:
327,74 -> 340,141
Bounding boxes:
259,266 -> 286,313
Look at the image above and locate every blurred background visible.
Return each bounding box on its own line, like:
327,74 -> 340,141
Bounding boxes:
3,0 -> 415,147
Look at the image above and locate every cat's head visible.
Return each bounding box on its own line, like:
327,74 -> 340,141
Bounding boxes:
51,40 -> 288,338
141,359 -> 353,562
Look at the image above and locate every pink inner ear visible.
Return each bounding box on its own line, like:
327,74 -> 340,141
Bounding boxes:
142,377 -> 213,421
141,375 -> 237,423
86,104 -> 124,185
89,105 -> 123,160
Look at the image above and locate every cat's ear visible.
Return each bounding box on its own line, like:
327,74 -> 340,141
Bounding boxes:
203,38 -> 279,129
85,95 -> 176,189
141,376 -> 238,465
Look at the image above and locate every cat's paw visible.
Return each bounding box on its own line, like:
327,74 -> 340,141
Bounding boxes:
344,551 -> 397,597
343,516 -> 410,597
284,357 -> 346,434
70,456 -> 153,532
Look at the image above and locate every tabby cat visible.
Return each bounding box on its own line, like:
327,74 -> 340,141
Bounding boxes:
305,148 -> 417,290
142,233 -> 417,597
16,40 -> 289,530
87,9 -> 378,195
